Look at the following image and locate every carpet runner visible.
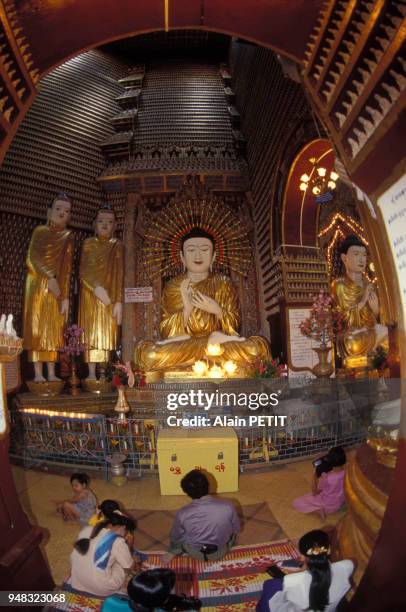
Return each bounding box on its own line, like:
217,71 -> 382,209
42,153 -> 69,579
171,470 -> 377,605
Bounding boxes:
47,539 -> 299,611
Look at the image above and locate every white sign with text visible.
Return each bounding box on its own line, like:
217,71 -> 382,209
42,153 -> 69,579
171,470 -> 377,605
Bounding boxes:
377,173 -> 406,316
287,308 -> 333,378
125,287 -> 153,303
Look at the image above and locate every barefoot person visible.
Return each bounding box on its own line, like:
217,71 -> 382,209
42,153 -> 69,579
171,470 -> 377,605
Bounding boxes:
56,473 -> 97,524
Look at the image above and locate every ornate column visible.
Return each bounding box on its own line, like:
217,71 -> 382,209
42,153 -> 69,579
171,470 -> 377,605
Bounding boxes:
121,193 -> 139,363
337,444 -> 394,587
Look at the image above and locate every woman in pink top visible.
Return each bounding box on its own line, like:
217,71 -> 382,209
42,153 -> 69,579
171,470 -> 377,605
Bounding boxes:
293,447 -> 346,520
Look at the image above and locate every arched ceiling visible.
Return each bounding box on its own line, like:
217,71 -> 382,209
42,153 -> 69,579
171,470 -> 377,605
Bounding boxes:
13,0 -> 323,74
1,0 -> 404,194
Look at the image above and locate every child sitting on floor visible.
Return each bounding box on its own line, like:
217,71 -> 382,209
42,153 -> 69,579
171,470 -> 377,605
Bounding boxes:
293,447 -> 346,520
56,472 -> 97,524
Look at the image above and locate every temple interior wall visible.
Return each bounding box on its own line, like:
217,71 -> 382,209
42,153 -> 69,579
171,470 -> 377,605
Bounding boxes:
0,50 -> 131,336
0,42 -> 265,357
0,32 -> 401,368
229,42 -> 312,339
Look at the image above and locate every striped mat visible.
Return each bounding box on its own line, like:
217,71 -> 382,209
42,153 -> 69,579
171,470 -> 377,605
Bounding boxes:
49,539 -> 299,611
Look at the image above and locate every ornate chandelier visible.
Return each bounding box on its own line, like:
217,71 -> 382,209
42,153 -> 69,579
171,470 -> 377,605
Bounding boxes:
299,157 -> 339,201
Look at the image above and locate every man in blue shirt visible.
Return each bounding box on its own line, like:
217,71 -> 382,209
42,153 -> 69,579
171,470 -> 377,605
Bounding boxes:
166,470 -> 240,562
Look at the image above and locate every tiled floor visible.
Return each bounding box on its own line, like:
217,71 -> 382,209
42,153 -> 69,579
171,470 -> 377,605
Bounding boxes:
12,456 -> 349,585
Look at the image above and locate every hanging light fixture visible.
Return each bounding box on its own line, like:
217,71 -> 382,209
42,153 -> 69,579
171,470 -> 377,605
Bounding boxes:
299,158 -> 339,201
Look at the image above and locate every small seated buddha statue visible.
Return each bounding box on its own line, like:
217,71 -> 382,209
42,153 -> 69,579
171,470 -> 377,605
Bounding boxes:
134,227 -> 270,372
331,234 -> 388,367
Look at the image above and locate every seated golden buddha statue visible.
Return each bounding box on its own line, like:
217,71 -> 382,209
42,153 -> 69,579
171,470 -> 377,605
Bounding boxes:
331,234 -> 388,367
134,227 -> 270,372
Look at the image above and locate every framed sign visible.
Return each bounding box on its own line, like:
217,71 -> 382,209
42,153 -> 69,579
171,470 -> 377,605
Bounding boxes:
377,174 -> 406,315
125,287 -> 153,303
5,356 -> 21,392
286,307 -> 334,378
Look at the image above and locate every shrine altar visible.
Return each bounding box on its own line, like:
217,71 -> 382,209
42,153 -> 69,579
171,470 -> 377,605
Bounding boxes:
8,377 -> 377,480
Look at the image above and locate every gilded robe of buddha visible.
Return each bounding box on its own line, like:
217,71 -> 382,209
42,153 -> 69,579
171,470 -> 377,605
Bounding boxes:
23,224 -> 74,362
79,236 -> 123,362
135,274 -> 270,371
331,275 -> 386,359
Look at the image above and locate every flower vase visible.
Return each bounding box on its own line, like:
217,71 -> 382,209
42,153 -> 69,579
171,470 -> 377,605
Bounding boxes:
114,385 -> 130,419
312,345 -> 334,378
69,361 -> 81,396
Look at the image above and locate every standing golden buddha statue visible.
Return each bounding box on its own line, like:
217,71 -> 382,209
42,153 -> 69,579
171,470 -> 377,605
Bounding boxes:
79,205 -> 123,379
135,227 -> 270,372
23,193 -> 74,382
331,234 -> 388,368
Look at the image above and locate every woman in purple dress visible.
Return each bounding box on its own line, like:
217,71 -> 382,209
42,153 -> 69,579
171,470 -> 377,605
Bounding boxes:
293,447 -> 346,520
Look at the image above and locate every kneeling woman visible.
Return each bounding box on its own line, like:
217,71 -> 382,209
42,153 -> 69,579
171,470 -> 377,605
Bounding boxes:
256,530 -> 354,612
68,510 -> 137,597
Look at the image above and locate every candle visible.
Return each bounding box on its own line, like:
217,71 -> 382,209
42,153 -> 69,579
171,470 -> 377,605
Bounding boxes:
193,360 -> 207,376
208,365 -> 223,378
223,360 -> 237,375
206,343 -> 222,356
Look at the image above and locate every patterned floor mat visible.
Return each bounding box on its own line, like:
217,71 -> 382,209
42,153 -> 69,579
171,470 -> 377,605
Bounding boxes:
47,539 -> 299,611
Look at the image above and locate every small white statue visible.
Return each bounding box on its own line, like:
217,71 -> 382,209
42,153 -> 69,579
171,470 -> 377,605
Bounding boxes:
6,314 -> 17,338
0,314 -> 6,334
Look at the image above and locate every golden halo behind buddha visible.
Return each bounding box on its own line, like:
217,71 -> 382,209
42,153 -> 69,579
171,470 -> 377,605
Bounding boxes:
142,177 -> 252,279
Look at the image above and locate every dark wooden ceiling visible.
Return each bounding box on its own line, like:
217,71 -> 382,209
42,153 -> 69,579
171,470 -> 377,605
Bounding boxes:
14,0 -> 324,75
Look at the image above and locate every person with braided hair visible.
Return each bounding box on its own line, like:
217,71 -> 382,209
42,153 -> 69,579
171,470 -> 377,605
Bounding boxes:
68,508 -> 138,597
256,530 -> 353,612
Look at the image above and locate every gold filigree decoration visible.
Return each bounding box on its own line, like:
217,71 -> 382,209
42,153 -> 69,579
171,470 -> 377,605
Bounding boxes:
142,176 -> 252,279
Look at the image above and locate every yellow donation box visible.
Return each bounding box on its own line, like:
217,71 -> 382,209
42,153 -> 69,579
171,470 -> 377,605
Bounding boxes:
157,427 -> 239,495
